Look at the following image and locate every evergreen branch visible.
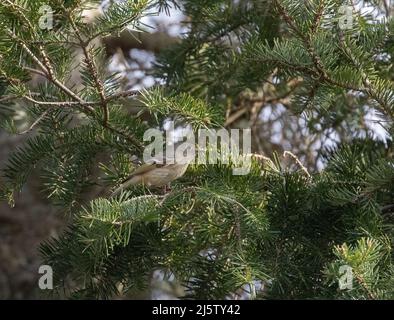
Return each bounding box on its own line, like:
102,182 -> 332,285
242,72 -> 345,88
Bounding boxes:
274,0 -> 305,40
311,0 -> 324,35
353,272 -> 378,300
66,10 -> 109,125
2,134 -> 55,192
5,28 -> 86,104
0,68 -> 20,86
3,0 -> 34,30
141,87 -> 223,128
83,0 -> 149,45
337,30 -> 393,117
5,29 -> 47,76
273,0 -> 392,111
383,0 -> 390,18
4,22 -> 142,150
246,55 -> 320,80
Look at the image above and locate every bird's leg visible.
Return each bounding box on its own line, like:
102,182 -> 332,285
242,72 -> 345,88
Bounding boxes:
164,183 -> 172,194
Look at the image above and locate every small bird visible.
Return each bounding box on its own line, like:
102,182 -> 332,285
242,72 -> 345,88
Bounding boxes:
111,161 -> 190,196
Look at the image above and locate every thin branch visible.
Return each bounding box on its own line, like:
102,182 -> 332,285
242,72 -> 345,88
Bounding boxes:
65,8 -> 109,125
6,29 -> 47,72
1,93 -> 96,113
3,8 -> 142,151
311,0 -> 325,34
30,39 -> 80,47
353,272 -> 378,300
102,123 -> 143,151
224,106 -> 249,127
4,0 -> 34,30
337,29 -> 393,117
23,95 -> 95,112
18,109 -> 51,135
108,90 -> 139,101
283,151 -> 311,178
38,45 -> 56,79
6,29 -> 86,104
22,66 -> 47,78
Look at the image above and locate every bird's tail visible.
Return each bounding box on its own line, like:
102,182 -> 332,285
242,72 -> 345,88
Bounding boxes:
110,175 -> 141,197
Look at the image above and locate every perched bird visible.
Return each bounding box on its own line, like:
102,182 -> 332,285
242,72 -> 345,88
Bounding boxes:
111,161 -> 190,196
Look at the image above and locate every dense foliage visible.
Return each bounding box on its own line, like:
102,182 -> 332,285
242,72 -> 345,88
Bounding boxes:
0,0 -> 393,299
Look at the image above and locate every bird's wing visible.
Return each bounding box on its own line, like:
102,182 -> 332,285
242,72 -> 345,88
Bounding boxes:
112,163 -> 166,196
122,162 -> 166,180
130,163 -> 158,176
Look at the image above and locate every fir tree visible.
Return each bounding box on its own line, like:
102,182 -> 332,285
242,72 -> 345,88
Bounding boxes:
0,0 -> 393,299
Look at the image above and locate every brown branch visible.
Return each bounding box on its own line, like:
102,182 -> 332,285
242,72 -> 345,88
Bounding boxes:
224,106 -> 249,127
382,0 -> 390,18
224,78 -> 302,127
22,66 -> 47,78
6,29 -> 86,104
38,45 -> 57,80
65,9 -> 109,125
353,272 -> 378,300
283,151 -> 311,178
311,0 -> 325,35
3,7 -> 143,150
23,95 -> 95,112
18,109 -> 51,135
108,90 -> 139,101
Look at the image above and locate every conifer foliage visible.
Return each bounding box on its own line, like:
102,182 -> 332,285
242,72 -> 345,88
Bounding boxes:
0,0 -> 393,299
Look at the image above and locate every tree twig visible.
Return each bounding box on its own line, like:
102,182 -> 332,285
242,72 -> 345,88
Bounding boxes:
6,29 -> 86,104
65,8 -> 109,125
283,151 -> 311,178
18,109 -> 51,135
23,95 -> 95,112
